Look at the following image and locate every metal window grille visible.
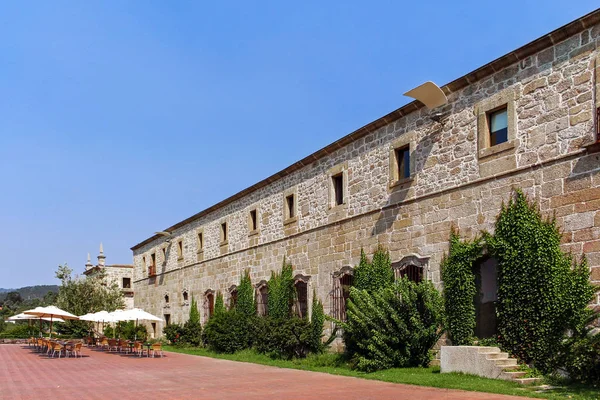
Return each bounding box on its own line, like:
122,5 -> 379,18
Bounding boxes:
393,264 -> 423,283
331,274 -> 353,322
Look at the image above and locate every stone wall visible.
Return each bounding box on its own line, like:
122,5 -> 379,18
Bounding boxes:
132,20 -> 600,335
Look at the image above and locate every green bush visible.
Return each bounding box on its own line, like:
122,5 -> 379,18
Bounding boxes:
353,247 -> 394,294
268,259 -> 294,319
441,229 -> 482,345
560,311 -> 600,384
236,269 -> 255,318
182,296 -> 202,346
309,292 -> 325,354
163,323 -> 185,345
254,316 -> 314,359
214,292 -> 225,316
485,190 -> 596,373
344,278 -> 444,372
203,310 -> 255,353
0,323 -> 39,338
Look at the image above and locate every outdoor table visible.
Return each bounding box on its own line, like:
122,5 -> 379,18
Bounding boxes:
126,341 -> 135,354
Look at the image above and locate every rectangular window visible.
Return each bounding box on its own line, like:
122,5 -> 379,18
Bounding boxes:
177,240 -> 183,260
197,232 -> 203,250
489,107 -> 508,146
332,173 -> 344,206
249,209 -> 258,231
221,222 -> 228,242
395,146 -> 410,180
164,314 -> 171,326
286,194 -> 295,219
162,247 -> 166,261
122,277 -> 131,289
150,253 -> 156,276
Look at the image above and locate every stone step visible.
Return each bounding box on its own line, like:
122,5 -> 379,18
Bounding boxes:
481,352 -> 509,360
503,371 -> 528,379
514,377 -> 542,385
477,346 -> 501,354
494,358 -> 517,367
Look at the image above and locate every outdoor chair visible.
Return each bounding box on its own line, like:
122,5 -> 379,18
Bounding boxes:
151,343 -> 163,358
66,342 -> 82,358
100,337 -> 109,350
51,342 -> 64,358
108,339 -> 118,352
118,339 -> 129,353
133,341 -> 143,357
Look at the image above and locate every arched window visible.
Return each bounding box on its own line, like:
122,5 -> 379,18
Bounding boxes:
255,281 -> 268,317
228,285 -> 238,309
182,290 -> 189,302
203,290 -> 215,323
164,294 -> 170,303
392,254 -> 429,283
332,266 -> 354,322
293,275 -> 310,318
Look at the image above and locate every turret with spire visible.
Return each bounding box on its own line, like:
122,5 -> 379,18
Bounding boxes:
97,242 -> 106,268
85,253 -> 93,270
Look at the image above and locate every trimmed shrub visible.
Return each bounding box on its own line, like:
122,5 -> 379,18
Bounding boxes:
254,316 -> 314,359
309,292 -> 325,354
0,323 -> 40,338
485,190 -> 596,372
236,269 -> 255,318
214,291 -> 225,316
441,228 -> 482,345
344,278 -> 444,372
560,310 -> 600,384
163,323 -> 185,345
203,310 -> 254,353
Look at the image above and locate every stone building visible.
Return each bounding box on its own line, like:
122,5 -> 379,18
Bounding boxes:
131,10 -> 600,338
84,243 -> 134,310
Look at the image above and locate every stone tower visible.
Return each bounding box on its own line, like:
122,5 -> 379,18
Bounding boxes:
97,243 -> 106,268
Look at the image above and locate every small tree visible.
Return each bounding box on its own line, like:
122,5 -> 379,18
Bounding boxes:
182,296 -> 202,346
309,291 -> 325,353
214,292 -> 225,316
268,258 -> 294,319
353,246 -> 394,294
236,269 -> 255,318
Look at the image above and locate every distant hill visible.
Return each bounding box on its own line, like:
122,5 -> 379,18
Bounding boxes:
0,285 -> 59,301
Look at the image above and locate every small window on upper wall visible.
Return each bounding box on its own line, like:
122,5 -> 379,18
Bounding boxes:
286,194 -> 295,219
332,173 -> 344,206
197,232 -> 204,251
162,247 -> 167,262
177,240 -> 183,260
183,291 -> 189,302
221,222 -> 228,243
249,209 -> 258,232
122,277 -> 131,289
489,107 -> 508,146
395,146 -> 411,180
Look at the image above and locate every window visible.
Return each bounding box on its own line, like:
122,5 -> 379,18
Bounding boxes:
249,209 -> 258,232
332,268 -> 354,322
164,314 -> 171,326
394,264 -> 423,283
395,146 -> 411,180
286,194 -> 295,219
229,287 -> 238,309
197,231 -> 203,251
221,222 -> 228,243
162,247 -> 167,263
332,173 -> 344,206
122,278 -> 131,289
150,253 -> 156,276
294,280 -> 308,318
489,107 -> 508,146
164,294 -> 170,303
142,256 -> 146,273
204,291 -> 215,322
183,291 -> 189,302
177,240 -> 183,260
256,283 -> 268,316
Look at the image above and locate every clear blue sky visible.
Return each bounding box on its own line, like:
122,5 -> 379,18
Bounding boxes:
0,1 -> 597,288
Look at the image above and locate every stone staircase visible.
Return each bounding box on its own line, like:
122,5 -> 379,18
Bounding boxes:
440,346 -> 541,385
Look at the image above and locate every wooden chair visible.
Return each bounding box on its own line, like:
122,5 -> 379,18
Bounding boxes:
133,341 -> 143,357
151,343 -> 163,358
66,342 -> 82,358
51,342 -> 64,358
100,337 -> 109,350
118,339 -> 129,353
108,338 -> 118,352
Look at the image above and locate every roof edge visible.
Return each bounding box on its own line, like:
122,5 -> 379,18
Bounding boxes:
131,8 -> 600,251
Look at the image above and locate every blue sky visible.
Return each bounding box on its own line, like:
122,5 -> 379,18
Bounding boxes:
0,1 -> 597,288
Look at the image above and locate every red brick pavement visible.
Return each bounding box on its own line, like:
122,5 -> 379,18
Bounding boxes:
0,344 -> 526,400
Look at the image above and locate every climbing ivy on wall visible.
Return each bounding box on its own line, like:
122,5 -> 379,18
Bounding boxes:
485,189 -> 596,373
267,258 -> 294,319
353,246 -> 394,294
214,291 -> 225,316
236,269 -> 255,318
440,228 -> 482,346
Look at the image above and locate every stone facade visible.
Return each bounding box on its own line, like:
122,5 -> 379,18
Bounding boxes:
132,11 -> 600,336
84,244 -> 134,309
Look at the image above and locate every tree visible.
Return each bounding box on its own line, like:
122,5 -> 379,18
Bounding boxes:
54,264 -> 124,337
182,296 -> 202,346
236,269 -> 255,318
353,246 -> 394,294
268,258 -> 294,319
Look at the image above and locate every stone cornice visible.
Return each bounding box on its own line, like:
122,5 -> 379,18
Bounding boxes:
131,8 -> 600,252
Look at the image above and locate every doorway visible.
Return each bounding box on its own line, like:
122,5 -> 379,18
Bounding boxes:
474,257 -> 498,338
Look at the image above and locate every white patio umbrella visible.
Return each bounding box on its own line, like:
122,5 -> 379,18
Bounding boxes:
118,308 -> 163,340
8,313 -> 65,323
80,311 -> 117,337
24,306 -> 79,338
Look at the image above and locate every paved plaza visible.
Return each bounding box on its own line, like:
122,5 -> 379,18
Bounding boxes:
0,344 -> 526,399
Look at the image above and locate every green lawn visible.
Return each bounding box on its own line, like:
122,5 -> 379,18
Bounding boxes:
163,346 -> 599,400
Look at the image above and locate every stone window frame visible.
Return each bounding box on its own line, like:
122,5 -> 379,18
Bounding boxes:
141,256 -> 147,277
255,280 -> 269,316
283,187 -> 298,226
176,239 -> 184,262
328,162 -> 348,210
228,285 -> 238,309
196,228 -> 204,262
332,266 -> 355,323
388,132 -> 416,190
293,274 -> 311,319
220,220 -> 229,246
163,292 -> 171,309
476,88 -> 517,159
150,253 -> 156,276
161,245 -> 168,266
203,289 -> 215,324
248,207 -> 260,236
391,254 -> 430,283
181,288 -> 190,306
